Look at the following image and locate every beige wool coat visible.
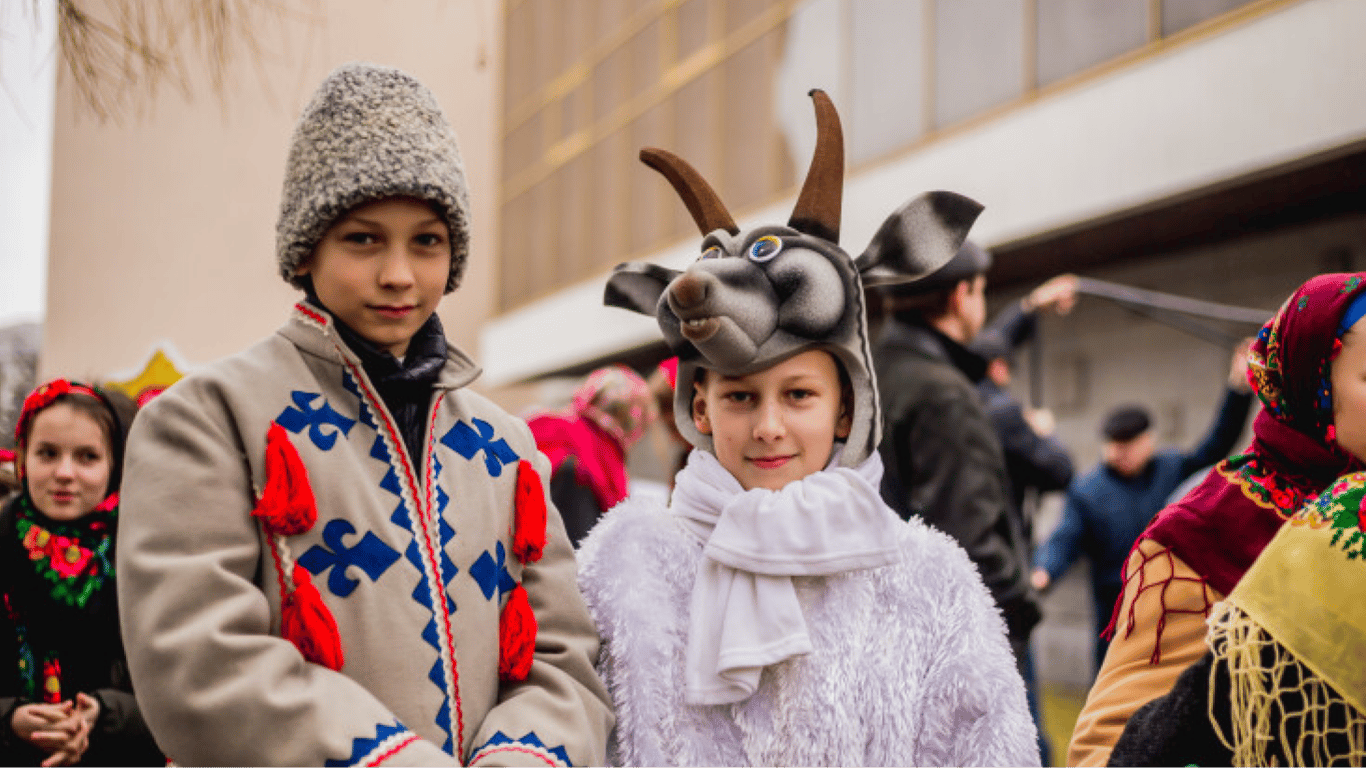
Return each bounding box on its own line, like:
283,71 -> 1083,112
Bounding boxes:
117,303 -> 613,766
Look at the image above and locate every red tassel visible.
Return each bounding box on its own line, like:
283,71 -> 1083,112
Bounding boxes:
512,460 -> 547,564
282,564 -> 344,671
498,584 -> 536,681
252,423 -> 318,537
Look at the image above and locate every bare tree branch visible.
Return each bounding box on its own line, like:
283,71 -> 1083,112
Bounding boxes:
50,0 -> 301,122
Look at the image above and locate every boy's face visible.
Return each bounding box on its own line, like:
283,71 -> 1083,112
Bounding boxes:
692,349 -> 851,491
297,197 -> 450,358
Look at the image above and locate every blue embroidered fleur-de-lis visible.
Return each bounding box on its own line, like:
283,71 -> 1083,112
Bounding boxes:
441,418 -> 519,477
277,391 -> 357,451
298,519 -> 401,597
469,542 -> 517,602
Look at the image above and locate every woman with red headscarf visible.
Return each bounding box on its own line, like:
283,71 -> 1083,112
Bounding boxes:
0,380 -> 160,766
528,365 -> 657,546
1069,272 -> 1366,766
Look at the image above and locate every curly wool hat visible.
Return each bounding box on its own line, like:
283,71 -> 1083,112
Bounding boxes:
276,62 -> 472,293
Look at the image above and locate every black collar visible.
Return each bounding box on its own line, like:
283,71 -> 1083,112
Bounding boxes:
305,298 -> 448,395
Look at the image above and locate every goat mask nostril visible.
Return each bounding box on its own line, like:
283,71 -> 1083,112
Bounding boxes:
671,273 -> 708,309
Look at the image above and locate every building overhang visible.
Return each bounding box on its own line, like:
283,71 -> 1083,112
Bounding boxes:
481,0 -> 1366,386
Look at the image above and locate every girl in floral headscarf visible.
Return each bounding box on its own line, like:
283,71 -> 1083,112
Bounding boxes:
1069,272 -> 1366,766
0,379 -> 161,766
527,365 -> 657,546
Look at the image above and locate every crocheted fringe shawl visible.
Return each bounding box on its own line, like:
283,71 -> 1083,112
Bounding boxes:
1209,600 -> 1366,767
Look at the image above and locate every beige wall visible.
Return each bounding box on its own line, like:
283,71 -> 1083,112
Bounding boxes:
42,0 -> 503,391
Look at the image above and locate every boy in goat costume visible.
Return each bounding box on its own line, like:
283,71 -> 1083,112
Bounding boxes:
577,90 -> 1039,767
116,64 -> 612,766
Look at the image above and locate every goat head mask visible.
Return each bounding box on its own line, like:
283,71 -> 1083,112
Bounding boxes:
604,89 -> 982,467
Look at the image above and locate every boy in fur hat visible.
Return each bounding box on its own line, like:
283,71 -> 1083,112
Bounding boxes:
116,63 -> 612,766
576,90 -> 1038,767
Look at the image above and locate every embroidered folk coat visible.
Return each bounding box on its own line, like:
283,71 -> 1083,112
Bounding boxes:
117,304 -> 613,766
577,496 -> 1041,767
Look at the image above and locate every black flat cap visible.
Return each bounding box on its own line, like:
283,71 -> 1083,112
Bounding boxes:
1102,405 -> 1151,442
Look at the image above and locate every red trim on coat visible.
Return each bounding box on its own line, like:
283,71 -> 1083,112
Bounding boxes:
468,745 -> 561,768
340,357 -> 464,751
366,733 -> 420,766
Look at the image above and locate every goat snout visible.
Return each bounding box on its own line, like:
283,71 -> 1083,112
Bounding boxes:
670,272 -> 710,310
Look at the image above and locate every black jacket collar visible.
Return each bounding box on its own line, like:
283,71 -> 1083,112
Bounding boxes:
304,298 -> 448,396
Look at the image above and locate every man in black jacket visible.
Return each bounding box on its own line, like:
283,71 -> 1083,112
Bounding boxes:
969,274 -> 1078,552
965,275 -> 1078,765
872,241 -> 1042,668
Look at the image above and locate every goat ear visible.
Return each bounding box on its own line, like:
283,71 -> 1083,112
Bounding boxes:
855,191 -> 983,287
604,261 -> 681,316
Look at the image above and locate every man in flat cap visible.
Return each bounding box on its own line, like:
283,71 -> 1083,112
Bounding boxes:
1031,343 -> 1254,678
872,241 -> 1042,674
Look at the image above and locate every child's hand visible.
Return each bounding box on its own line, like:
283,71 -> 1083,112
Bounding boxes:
11,701 -> 90,766
74,692 -> 100,730
11,701 -> 71,744
36,714 -> 89,767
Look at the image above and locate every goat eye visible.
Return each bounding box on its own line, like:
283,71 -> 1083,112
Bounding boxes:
748,236 -> 782,262
699,246 -> 722,261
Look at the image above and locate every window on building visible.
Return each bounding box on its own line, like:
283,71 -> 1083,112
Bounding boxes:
498,0 -> 1278,312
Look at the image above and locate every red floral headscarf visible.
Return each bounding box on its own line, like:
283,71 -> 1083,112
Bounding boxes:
1111,274 -> 1366,658
14,378 -> 124,501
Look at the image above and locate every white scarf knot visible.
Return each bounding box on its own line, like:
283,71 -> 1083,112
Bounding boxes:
671,447 -> 901,705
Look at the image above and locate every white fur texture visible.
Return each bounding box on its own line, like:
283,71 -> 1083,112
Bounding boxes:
578,496 -> 1041,767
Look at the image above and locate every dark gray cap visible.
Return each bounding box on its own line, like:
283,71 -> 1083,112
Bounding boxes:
1102,405 -> 1151,442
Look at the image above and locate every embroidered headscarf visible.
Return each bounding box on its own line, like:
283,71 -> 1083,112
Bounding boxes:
1112,273 -> 1366,656
1204,470 -> 1366,766
5,379 -> 127,703
527,365 -> 657,512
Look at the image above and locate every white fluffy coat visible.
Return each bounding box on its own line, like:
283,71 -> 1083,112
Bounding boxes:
578,494 -> 1041,767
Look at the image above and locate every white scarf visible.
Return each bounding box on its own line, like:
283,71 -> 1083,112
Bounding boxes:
670,447 -> 901,705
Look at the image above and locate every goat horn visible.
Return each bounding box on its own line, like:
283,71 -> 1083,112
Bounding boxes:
787,89 -> 843,244
640,148 -> 739,236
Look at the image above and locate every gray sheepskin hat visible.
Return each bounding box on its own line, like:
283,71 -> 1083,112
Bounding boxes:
276,62 -> 472,293
604,90 -> 982,468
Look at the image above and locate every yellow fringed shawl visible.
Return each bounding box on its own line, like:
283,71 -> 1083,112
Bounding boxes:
1208,500 -> 1366,766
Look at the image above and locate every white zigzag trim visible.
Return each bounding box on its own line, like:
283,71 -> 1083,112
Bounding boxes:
357,730 -> 420,766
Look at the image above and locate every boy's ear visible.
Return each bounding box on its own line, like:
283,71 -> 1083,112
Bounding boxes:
691,385 -> 711,436
604,262 -> 681,317
835,401 -> 852,440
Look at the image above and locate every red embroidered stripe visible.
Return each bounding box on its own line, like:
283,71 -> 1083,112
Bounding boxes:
424,394 -> 465,748
470,746 -> 560,768
366,733 -> 420,766
294,302 -> 329,326
341,357 -> 463,749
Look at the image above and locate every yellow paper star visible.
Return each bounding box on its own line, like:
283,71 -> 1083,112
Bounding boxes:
109,349 -> 184,404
